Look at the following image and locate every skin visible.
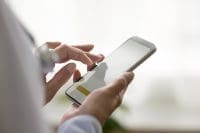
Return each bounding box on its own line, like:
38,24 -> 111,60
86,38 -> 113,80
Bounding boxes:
43,42 -> 103,104
43,42 -> 134,125
62,71 -> 134,125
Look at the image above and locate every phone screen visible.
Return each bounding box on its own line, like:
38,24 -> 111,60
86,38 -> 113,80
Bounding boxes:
66,37 -> 156,104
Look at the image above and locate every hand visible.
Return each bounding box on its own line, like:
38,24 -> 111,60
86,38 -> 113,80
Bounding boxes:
61,70 -> 134,125
43,42 -> 104,104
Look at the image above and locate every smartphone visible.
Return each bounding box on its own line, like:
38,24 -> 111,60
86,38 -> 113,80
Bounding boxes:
65,36 -> 156,104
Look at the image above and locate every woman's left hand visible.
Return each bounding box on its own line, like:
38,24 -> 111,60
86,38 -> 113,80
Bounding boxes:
43,42 -> 104,104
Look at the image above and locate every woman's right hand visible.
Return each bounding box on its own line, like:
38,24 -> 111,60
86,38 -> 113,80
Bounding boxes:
61,71 -> 134,125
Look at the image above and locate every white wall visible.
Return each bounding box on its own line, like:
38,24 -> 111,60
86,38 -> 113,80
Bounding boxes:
7,0 -> 200,130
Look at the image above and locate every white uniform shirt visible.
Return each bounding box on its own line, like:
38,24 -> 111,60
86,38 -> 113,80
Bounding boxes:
0,0 -> 101,133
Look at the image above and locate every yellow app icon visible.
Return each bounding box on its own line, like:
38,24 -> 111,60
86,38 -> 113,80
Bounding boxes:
76,85 -> 90,96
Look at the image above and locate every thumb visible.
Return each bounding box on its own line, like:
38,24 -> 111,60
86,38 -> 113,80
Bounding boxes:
106,72 -> 134,96
45,63 -> 76,103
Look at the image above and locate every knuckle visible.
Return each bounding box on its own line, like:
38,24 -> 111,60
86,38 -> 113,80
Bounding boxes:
61,44 -> 68,49
58,44 -> 68,50
79,49 -> 85,56
75,49 -> 84,59
116,78 -> 126,89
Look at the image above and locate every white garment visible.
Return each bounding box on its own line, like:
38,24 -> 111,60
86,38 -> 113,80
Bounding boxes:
0,0 -> 102,133
58,115 -> 102,133
0,0 -> 49,132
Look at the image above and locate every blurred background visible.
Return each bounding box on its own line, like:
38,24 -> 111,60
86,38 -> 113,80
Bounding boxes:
7,0 -> 200,132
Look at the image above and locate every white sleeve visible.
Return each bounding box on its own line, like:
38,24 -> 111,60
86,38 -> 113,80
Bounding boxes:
58,115 -> 102,133
0,1 -> 50,133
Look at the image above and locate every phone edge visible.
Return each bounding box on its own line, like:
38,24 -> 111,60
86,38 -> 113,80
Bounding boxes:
65,36 -> 157,104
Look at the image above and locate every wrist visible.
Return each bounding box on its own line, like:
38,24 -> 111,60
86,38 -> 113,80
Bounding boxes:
35,44 -> 59,73
58,115 -> 102,133
75,108 -> 106,125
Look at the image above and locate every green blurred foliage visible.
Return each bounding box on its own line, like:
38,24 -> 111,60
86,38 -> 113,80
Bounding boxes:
56,95 -> 130,133
103,117 -> 127,133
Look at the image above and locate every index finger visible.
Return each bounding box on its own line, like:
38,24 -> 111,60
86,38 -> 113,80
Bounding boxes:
55,45 -> 93,65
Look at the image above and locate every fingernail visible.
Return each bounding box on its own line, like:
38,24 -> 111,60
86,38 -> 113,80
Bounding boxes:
67,63 -> 76,73
126,72 -> 134,82
99,54 -> 104,58
97,54 -> 104,61
88,44 -> 94,48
